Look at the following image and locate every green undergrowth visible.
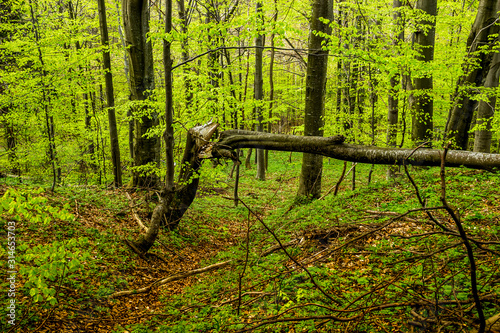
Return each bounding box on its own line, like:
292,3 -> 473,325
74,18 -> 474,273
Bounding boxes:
0,151 -> 499,332
151,152 -> 500,332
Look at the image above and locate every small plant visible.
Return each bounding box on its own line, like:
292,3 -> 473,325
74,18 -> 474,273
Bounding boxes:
20,237 -> 91,305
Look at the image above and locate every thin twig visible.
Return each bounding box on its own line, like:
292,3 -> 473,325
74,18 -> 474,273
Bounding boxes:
439,144 -> 485,333
237,198 -> 341,306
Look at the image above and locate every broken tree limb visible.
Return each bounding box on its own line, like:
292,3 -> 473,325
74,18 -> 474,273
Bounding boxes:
125,192 -> 149,232
131,121 -> 219,254
108,260 -> 232,298
207,130 -> 500,171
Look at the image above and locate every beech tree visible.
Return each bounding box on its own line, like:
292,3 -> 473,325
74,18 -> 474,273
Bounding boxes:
97,0 -> 122,187
0,0 -> 20,174
122,0 -> 160,187
446,0 -> 500,150
254,1 -> 265,181
386,0 -> 403,178
473,51 -> 500,153
297,0 -> 333,199
411,0 -> 437,144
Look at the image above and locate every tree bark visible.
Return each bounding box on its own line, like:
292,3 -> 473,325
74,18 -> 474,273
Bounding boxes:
411,0 -> 437,144
133,123 -> 219,253
97,0 -> 122,187
265,0 -> 278,171
445,0 -> 500,150
387,0 -> 403,179
473,52 -> 500,153
177,0 -> 192,108
164,0 -> 174,191
0,0 -> 21,175
297,0 -> 333,199
122,0 -> 160,187
210,130 -> 500,171
255,1 -> 265,181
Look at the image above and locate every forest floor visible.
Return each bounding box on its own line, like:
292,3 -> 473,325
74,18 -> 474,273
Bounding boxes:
1,151 -> 500,332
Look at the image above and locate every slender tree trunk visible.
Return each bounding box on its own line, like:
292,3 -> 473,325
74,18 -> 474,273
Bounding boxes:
0,0 -> 20,175
177,0 -> 192,109
29,0 -> 58,191
255,1 -> 265,181
446,0 -> 500,150
97,0 -> 122,187
122,0 -> 160,187
387,0 -> 403,179
113,2 -> 133,161
411,0 -> 437,145
164,0 -> 174,191
265,0 -> 278,171
297,0 -> 333,199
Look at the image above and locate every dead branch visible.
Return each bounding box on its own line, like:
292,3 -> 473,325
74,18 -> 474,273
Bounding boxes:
108,260 -> 232,298
125,192 -> 149,232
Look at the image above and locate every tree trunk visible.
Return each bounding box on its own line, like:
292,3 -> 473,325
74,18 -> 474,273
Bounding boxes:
445,0 -> 500,150
133,123 -> 219,253
136,125 -> 500,254
97,0 -> 122,187
411,0 -> 437,145
212,129 -> 500,171
297,0 -> 333,199
387,0 -> 404,179
473,52 -> 500,153
255,1 -> 265,181
164,0 -> 174,190
265,0 -> 278,171
122,0 -> 160,187
177,0 -> 192,108
0,0 -> 20,175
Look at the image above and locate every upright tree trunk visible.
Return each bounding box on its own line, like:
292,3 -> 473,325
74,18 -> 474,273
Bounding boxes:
29,0 -> 59,191
164,0 -> 174,191
387,0 -> 403,179
411,0 -> 437,145
113,2 -> 133,161
446,0 -> 500,150
265,1 -> 278,170
177,0 -> 192,109
97,0 -> 122,187
473,52 -> 500,152
0,0 -> 20,175
122,0 -> 160,187
297,0 -> 333,199
255,1 -> 265,180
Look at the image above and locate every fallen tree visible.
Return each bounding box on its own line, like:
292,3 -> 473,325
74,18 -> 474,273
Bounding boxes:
208,129 -> 500,171
129,123 -> 500,254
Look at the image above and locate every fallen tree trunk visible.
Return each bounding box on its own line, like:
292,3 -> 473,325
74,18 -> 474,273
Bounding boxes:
208,130 -> 500,171
132,125 -> 499,255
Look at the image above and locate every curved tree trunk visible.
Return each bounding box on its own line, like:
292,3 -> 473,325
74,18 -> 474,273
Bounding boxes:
133,122 -> 219,253
473,52 -> 500,153
445,0 -> 500,150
